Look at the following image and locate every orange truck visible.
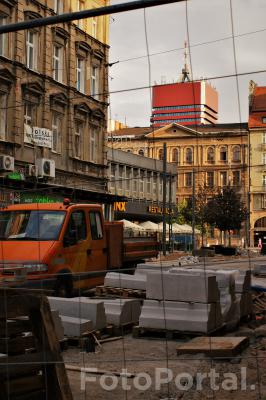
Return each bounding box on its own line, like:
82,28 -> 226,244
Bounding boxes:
0,200 -> 159,296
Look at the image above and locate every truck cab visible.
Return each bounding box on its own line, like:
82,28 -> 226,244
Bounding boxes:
0,202 -> 108,295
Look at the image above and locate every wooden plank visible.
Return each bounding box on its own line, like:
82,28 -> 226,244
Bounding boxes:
176,337 -> 249,357
0,335 -> 36,355
0,319 -> 31,337
4,375 -> 44,396
0,295 -> 40,319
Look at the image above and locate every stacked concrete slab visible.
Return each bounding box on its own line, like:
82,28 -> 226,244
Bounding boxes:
104,272 -> 146,290
48,297 -> 107,337
103,299 -> 141,326
235,270 -> 252,319
139,300 -> 222,333
254,264 -> 266,276
51,309 -> 64,341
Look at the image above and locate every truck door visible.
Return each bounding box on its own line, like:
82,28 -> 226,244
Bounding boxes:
62,210 -> 88,289
86,209 -> 107,287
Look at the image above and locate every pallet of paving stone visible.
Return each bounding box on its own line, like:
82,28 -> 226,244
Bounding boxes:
176,336 -> 249,358
132,325 -> 225,340
96,285 -> 146,298
0,288 -> 73,400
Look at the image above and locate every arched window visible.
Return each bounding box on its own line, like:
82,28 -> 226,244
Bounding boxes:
232,146 -> 241,162
255,217 -> 266,228
138,149 -> 144,156
207,147 -> 215,163
185,148 -> 193,164
220,146 -> 227,162
158,148 -> 163,160
172,148 -> 179,163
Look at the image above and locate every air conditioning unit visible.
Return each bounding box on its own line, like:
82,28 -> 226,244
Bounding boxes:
0,155 -> 15,172
25,164 -> 38,178
36,158 -> 55,178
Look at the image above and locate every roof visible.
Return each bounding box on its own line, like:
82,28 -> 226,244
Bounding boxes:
249,86 -> 266,128
108,127 -> 153,137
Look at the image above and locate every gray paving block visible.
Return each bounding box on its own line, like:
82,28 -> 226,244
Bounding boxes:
48,297 -> 106,330
235,270 -> 251,293
104,272 -> 146,290
146,271 -> 219,302
60,315 -> 93,337
254,264 -> 266,276
103,299 -> 141,326
51,309 -> 64,341
139,300 -> 222,333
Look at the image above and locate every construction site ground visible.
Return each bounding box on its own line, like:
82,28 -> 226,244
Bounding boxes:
65,255 -> 266,399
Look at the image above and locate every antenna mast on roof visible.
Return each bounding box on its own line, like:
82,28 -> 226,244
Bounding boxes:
181,40 -> 190,82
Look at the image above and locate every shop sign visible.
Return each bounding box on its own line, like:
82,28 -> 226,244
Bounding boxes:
147,205 -> 174,215
114,202 -> 127,212
24,124 -> 52,148
14,193 -> 63,204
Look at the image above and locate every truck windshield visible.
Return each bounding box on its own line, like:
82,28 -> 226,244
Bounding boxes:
0,210 -> 66,241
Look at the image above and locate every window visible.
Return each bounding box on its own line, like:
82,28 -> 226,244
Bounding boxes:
232,146 -> 241,162
220,146 -> 227,162
207,147 -> 215,163
153,173 -> 157,197
172,148 -> 179,163
232,171 -> 240,186
139,170 -> 144,196
262,117 -> 266,124
52,113 -> 62,153
185,148 -> 193,164
147,172 -> 151,194
138,149 -> 144,156
74,121 -> 82,158
91,66 -> 99,98
118,166 -> 124,191
185,172 -> 192,187
26,30 -> 38,70
89,211 -> 103,240
110,164 -> 116,190
77,0 -> 85,29
53,0 -> 63,14
92,17 -> 97,38
64,211 -> 87,245
24,102 -> 36,128
263,133 -> 266,144
125,167 -> 131,192
158,148 -> 163,160
263,153 -> 266,165
206,171 -> 214,187
76,58 -> 85,93
220,171 -> 227,186
90,128 -> 98,163
263,175 -> 266,187
53,45 -> 63,82
133,169 -> 138,193
0,93 -> 7,140
0,16 -> 7,57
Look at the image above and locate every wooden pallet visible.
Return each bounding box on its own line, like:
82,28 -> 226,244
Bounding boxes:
176,336 -> 249,358
95,285 -> 146,298
0,288 -> 73,400
132,324 -> 226,340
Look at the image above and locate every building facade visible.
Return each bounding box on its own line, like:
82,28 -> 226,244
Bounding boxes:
0,0 -> 112,206
107,148 -> 176,222
248,82 -> 266,246
151,81 -> 218,128
108,123 -> 249,244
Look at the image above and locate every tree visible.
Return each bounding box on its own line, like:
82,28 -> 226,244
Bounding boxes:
176,186 -> 214,245
205,186 -> 248,246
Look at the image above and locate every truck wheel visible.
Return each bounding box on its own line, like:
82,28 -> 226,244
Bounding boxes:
54,273 -> 73,298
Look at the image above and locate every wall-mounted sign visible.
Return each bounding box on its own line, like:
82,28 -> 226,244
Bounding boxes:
114,202 -> 127,212
6,172 -> 25,181
24,124 -> 52,148
147,205 -> 174,215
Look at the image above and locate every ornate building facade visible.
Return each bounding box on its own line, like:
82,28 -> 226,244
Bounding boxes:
0,0 -> 112,206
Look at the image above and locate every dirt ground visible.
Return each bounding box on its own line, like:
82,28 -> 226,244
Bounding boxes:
64,328 -> 266,400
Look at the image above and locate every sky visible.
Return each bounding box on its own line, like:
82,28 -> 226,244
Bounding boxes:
108,0 -> 266,127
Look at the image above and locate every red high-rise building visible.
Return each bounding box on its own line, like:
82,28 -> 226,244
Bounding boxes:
151,80 -> 218,128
